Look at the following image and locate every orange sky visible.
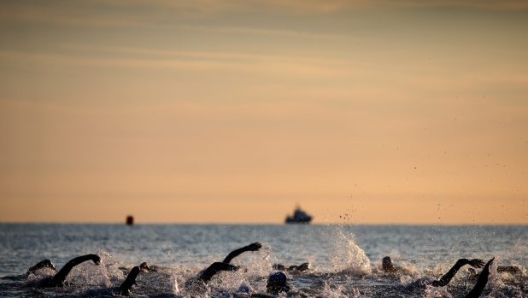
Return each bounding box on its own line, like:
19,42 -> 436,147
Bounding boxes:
1,0 -> 527,224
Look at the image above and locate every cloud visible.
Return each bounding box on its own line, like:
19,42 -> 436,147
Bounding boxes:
1,1 -> 351,30
0,48 -> 355,80
396,0 -> 528,10
175,24 -> 349,40
96,0 -> 368,14
104,0 -> 528,13
2,0 -> 527,30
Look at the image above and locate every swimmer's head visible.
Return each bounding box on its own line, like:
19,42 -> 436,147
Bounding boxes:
382,256 -> 394,271
27,259 -> 57,275
43,260 -> 56,271
237,283 -> 253,294
266,272 -> 290,295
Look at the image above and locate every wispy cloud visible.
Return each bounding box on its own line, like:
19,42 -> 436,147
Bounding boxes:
0,1 -> 167,28
102,0 -> 528,13
396,0 -> 528,10
0,48 -> 356,79
93,0 -> 369,15
59,43 -> 356,66
2,0 -> 526,29
0,2 -> 351,41
175,24 -> 350,41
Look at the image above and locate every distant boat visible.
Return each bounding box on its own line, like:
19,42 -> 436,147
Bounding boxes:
285,206 -> 313,224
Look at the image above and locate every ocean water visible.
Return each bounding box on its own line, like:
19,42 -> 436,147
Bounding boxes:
0,224 -> 526,297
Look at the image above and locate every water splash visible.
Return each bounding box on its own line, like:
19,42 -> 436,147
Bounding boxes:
330,228 -> 371,274
65,258 -> 110,288
423,284 -> 453,298
319,279 -> 348,298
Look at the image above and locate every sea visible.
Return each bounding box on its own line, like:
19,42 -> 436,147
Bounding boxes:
0,224 -> 526,297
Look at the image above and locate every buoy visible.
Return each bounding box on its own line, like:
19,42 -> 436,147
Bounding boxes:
126,215 -> 134,226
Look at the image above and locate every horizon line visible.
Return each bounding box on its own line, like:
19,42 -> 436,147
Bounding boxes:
1,221 -> 526,226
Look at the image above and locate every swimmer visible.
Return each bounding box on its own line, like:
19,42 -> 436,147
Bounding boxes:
382,256 -> 485,286
272,262 -> 310,273
381,256 -> 413,275
264,260 -> 492,298
235,272 -> 292,298
118,262 -> 151,296
266,271 -> 290,295
1,259 -> 58,282
184,242 -> 262,294
197,262 -> 240,284
26,259 -> 56,276
465,258 -> 494,298
222,242 -> 262,264
28,254 -> 101,287
431,258 -> 486,287
198,242 -> 262,283
248,271 -> 313,297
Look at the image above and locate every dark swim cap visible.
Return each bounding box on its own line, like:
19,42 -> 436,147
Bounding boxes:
269,272 -> 286,284
266,272 -> 290,294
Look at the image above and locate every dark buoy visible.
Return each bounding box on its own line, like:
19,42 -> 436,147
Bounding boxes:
126,215 -> 134,226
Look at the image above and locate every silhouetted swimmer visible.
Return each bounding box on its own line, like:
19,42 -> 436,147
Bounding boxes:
184,242 -> 262,294
266,271 -> 290,295
465,258 -> 494,298
242,271 -> 313,298
198,242 -> 262,283
272,262 -> 310,273
382,256 -> 394,272
30,254 -> 101,287
383,256 -> 485,286
1,259 -> 58,281
431,258 -> 485,287
382,256 -> 403,272
118,262 -> 150,296
200,262 -> 240,283
381,256 -> 417,276
222,242 -> 262,263
26,259 -> 56,276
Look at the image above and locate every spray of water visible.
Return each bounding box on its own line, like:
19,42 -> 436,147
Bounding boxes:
423,284 -> 453,298
330,227 -> 371,274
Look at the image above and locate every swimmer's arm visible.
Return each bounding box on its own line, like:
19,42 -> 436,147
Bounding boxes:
27,260 -> 56,275
199,262 -> 239,283
118,266 -> 140,296
465,258 -> 494,298
222,242 -> 262,264
49,254 -> 100,287
433,259 -> 483,287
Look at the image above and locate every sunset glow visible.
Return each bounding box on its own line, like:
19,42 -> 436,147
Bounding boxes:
1,0 -> 527,224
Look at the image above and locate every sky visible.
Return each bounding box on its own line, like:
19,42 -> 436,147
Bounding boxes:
0,0 -> 527,224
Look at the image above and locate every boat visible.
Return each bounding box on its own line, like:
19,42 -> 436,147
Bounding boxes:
285,206 -> 313,224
